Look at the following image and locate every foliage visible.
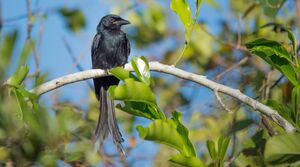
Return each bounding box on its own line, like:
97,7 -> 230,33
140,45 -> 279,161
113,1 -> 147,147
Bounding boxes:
58,7 -> 86,33
206,136 -> 230,167
1,0 -> 300,166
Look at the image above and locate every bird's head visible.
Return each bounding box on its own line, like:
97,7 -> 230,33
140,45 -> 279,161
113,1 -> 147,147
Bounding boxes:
97,14 -> 130,31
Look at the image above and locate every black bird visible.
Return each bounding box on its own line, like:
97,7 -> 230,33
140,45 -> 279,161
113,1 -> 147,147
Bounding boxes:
91,14 -> 130,153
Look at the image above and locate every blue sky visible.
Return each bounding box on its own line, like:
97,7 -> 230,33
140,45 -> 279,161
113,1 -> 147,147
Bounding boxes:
2,0 -> 228,107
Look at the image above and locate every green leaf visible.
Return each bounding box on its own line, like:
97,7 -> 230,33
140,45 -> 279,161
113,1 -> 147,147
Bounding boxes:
137,111 -> 196,156
109,78 -> 156,105
58,8 -> 86,32
169,154 -> 206,167
196,0 -> 203,10
15,85 -> 38,101
5,65 -> 29,86
170,0 -> 192,32
131,56 -> 151,85
137,120 -> 184,152
218,136 -> 230,162
231,119 -> 253,133
292,84 -> 300,124
18,39 -> 34,67
258,0 -> 286,18
264,133 -> 300,165
246,38 -> 297,85
117,101 -> 165,120
110,67 -> 137,81
260,23 -> 297,58
171,111 -> 196,156
206,140 -> 217,160
246,38 -> 291,62
286,29 -> 297,55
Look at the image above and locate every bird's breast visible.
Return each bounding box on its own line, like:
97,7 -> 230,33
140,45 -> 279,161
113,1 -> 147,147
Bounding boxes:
100,33 -> 128,68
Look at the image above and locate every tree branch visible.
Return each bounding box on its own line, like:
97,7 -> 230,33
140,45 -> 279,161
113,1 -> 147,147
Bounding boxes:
30,61 -> 296,132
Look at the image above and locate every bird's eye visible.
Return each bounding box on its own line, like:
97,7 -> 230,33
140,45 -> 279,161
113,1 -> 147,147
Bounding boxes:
109,18 -> 115,22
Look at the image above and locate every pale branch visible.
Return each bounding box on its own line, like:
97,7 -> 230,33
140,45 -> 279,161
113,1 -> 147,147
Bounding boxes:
30,61 -> 296,132
214,89 -> 232,112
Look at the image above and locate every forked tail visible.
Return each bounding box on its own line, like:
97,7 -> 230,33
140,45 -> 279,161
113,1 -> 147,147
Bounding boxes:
94,86 -> 124,154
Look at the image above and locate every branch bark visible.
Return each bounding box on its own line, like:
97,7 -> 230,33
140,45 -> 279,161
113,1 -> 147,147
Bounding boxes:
31,61 -> 296,132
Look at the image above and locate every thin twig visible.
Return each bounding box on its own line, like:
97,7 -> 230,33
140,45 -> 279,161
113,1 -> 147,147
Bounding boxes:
28,61 -> 296,132
270,74 -> 284,89
173,5 -> 201,66
214,56 -> 249,80
62,37 -> 94,90
32,42 -> 40,76
214,89 -> 232,112
37,15 -> 44,61
255,74 -> 284,100
62,37 -> 85,72
236,14 -> 242,48
262,115 -> 277,136
199,24 -> 248,52
26,0 -> 32,39
25,0 -> 40,76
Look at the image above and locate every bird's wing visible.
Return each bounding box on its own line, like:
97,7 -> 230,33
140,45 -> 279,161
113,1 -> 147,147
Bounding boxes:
91,33 -> 102,69
125,35 -> 130,58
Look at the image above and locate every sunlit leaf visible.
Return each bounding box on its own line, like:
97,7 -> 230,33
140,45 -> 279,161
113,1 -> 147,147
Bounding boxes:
171,111 -> 196,156
246,38 -> 297,85
265,133 -> 300,165
169,154 -> 205,167
218,136 -> 230,163
137,111 -> 196,156
110,67 -> 137,81
260,23 -> 297,57
131,56 -> 151,85
170,0 -> 192,30
137,120 -> 184,152
5,65 -> 29,87
286,29 -> 297,55
196,0 -> 203,10
206,140 -> 217,160
109,78 -> 156,105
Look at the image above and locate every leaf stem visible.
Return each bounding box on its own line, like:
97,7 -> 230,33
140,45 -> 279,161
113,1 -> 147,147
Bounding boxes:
173,42 -> 188,66
173,1 -> 201,66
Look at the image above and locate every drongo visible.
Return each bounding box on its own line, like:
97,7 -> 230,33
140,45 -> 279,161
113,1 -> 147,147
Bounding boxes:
91,14 -> 130,153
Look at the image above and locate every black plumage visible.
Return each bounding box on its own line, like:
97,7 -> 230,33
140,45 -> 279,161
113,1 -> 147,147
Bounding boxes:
91,14 -> 130,153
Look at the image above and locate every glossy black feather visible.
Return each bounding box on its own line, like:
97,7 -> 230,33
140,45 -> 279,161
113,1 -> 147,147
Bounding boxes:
91,14 -> 130,153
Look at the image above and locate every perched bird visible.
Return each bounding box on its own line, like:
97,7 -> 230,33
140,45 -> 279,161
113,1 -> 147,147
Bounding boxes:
91,14 -> 130,153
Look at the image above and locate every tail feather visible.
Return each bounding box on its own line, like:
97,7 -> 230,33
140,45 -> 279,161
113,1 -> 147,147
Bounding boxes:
94,86 -> 124,154
107,95 -> 124,153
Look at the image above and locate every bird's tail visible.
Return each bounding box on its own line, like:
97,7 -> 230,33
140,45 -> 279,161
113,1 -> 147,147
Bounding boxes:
94,86 -> 124,154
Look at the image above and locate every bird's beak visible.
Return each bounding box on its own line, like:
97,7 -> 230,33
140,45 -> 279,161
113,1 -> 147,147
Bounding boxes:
116,19 -> 130,26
